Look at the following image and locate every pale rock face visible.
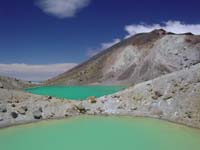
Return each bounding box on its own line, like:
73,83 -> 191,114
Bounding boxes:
96,64 -> 200,128
107,45 -> 141,73
154,35 -> 200,70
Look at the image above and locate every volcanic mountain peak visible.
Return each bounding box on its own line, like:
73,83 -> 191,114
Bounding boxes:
46,30 -> 200,86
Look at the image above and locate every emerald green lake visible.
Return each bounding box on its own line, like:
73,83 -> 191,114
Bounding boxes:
0,116 -> 200,150
25,86 -> 126,100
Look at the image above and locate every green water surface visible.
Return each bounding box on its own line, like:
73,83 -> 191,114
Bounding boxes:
0,116 -> 200,150
25,85 -> 126,100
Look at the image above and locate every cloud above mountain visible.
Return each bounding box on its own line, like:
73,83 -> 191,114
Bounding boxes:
87,20 -> 200,57
0,63 -> 77,81
125,21 -> 200,38
36,0 -> 91,18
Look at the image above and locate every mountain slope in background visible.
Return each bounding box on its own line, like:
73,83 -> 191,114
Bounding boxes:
0,76 -> 32,90
46,29 -> 200,85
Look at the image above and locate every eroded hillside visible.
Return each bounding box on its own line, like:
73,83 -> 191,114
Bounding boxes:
46,29 -> 200,85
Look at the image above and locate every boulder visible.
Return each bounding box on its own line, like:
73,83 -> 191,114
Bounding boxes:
163,95 -> 173,100
47,96 -> 52,100
87,96 -> 97,104
74,105 -> 87,114
151,91 -> 163,100
33,107 -> 43,119
0,105 -> 7,113
131,107 -> 138,111
0,82 -> 3,88
11,112 -> 18,119
11,104 -> 16,107
33,110 -> 42,119
185,112 -> 193,119
96,107 -> 104,113
151,108 -> 163,117
17,106 -> 28,115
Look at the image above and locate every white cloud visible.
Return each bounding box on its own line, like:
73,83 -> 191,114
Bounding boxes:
87,38 -> 120,57
0,63 -> 77,81
125,20 -> 200,38
36,0 -> 91,18
88,20 -> 200,57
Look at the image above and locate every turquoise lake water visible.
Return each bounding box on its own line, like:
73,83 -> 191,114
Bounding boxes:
25,85 -> 126,100
0,116 -> 200,150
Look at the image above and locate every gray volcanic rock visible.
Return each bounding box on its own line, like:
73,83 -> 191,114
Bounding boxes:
45,29 -> 200,86
11,112 -> 18,119
33,109 -> 42,119
0,89 -> 81,128
93,63 -> 200,128
0,105 -> 7,113
0,76 -> 32,90
17,106 -> 28,115
0,82 -> 3,88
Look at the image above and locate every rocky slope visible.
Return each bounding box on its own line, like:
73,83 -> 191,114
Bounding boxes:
0,89 -> 80,128
0,76 -> 32,90
90,63 -> 200,128
1,63 -> 200,128
46,29 -> 200,85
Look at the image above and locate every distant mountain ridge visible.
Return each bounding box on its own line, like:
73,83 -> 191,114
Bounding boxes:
0,76 -> 32,90
45,29 -> 200,85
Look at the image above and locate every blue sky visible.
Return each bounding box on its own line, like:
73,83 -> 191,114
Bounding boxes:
0,0 -> 200,81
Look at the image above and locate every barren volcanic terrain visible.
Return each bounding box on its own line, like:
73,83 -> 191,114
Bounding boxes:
0,29 -> 200,129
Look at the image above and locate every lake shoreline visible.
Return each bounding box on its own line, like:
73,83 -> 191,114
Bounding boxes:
1,115 -> 200,150
1,64 -> 200,130
1,114 -> 200,131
